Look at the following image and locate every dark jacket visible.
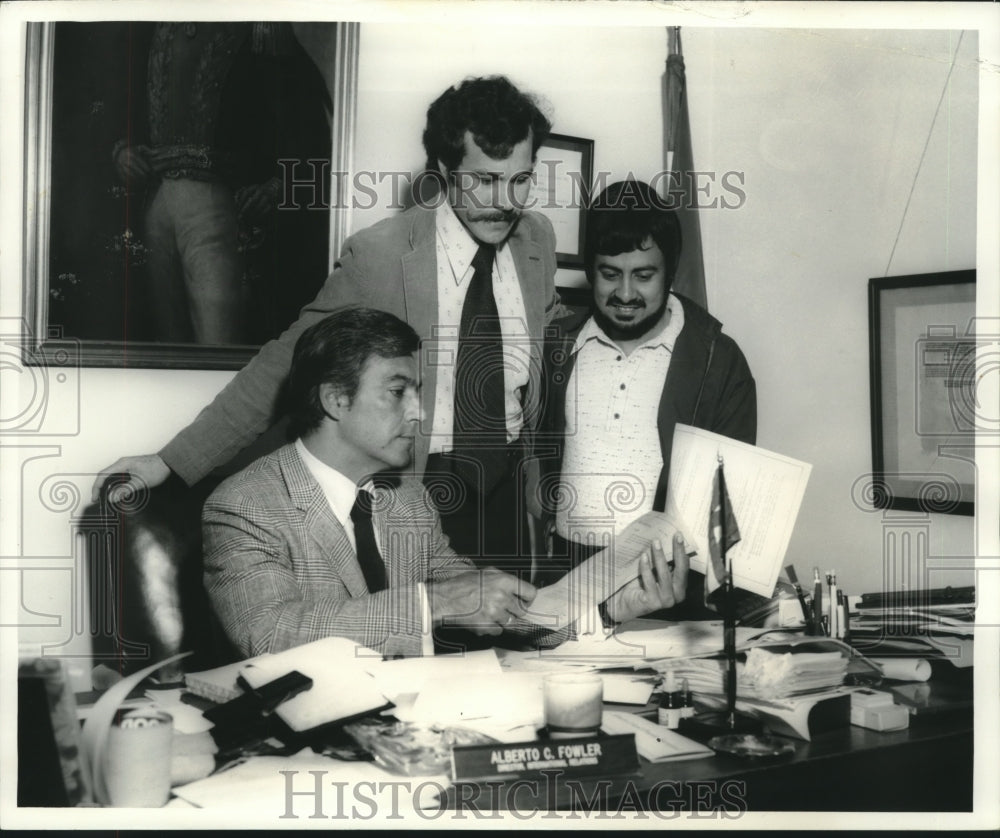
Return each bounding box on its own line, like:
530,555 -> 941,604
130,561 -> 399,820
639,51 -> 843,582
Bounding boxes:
533,294 -> 757,619
536,292 -> 757,517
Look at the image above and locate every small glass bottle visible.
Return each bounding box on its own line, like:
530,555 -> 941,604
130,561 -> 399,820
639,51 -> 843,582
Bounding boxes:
680,677 -> 695,720
657,671 -> 681,729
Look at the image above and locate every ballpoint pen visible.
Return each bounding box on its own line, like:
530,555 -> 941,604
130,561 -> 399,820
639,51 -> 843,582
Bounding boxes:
838,589 -> 849,643
812,568 -> 823,636
829,571 -> 839,639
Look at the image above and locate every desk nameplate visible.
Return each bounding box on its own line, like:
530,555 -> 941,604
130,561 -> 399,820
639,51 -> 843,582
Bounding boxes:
451,733 -> 639,783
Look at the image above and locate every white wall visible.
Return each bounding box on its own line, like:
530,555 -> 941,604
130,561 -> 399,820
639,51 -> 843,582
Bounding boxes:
684,28 -> 978,595
2,19 -> 983,686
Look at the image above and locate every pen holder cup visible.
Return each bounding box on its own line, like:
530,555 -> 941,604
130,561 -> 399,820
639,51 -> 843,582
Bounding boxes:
104,708 -> 173,807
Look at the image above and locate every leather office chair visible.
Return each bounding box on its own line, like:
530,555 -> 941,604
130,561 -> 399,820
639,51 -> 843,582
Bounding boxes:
83,473 -> 237,685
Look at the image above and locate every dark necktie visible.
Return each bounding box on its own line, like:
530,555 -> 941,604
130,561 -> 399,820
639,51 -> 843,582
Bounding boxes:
349,490 -> 387,593
451,244 -> 509,494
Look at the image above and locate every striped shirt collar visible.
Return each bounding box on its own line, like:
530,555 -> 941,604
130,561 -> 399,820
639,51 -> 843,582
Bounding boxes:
436,200 -> 509,284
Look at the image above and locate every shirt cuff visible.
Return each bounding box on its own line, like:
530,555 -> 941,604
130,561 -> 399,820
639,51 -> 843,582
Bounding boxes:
417,582 -> 434,656
576,605 -> 614,638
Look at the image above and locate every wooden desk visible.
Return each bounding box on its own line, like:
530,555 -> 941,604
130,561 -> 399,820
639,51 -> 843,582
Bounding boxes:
440,691 -> 973,813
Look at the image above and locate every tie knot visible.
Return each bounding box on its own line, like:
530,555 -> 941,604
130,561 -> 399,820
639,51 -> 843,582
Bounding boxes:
472,244 -> 496,274
350,490 -> 374,521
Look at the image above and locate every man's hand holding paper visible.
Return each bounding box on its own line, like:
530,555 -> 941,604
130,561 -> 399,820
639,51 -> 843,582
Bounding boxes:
604,533 -> 690,623
525,511 -> 693,630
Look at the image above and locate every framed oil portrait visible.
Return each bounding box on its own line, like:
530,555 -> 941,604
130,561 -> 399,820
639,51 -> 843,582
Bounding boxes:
22,21 -> 359,369
868,269 -> 976,516
526,133 -> 594,270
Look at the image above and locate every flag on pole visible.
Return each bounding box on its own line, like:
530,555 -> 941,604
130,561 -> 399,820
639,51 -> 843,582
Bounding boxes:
706,456 -> 741,598
664,26 -> 707,309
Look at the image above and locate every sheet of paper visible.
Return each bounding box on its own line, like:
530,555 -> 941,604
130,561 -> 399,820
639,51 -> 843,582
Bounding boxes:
361,649 -> 502,702
525,511 -> 680,629
533,620 -> 768,668
600,673 -> 656,705
172,748 -> 446,812
241,637 -> 389,732
664,424 -> 812,597
400,672 -> 546,739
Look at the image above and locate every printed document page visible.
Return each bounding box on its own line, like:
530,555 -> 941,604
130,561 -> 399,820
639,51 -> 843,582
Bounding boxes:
665,425 -> 812,597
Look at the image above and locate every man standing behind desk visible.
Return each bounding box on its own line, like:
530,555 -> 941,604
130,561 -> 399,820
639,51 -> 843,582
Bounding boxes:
94,75 -> 562,574
536,180 -> 756,618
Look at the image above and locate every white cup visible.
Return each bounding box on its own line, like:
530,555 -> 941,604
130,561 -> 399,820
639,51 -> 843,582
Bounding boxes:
105,708 -> 173,807
543,673 -> 603,739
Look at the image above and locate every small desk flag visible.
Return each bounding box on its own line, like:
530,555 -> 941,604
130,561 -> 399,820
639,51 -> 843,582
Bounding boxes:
706,458 -> 741,598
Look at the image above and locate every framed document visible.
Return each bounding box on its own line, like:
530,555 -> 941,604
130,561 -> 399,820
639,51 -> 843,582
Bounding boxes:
527,133 -> 594,270
868,270 -> 976,515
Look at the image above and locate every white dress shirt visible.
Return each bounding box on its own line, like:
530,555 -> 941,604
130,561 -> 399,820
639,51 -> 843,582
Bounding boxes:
296,439 -> 433,654
428,201 -> 531,453
555,294 -> 685,544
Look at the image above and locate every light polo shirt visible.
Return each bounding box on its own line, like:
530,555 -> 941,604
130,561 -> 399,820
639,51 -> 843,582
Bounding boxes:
429,201 -> 530,453
555,294 -> 685,545
296,439 -> 433,655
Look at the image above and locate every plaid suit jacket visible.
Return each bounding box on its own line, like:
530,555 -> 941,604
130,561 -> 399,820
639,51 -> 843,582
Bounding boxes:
203,443 -> 473,658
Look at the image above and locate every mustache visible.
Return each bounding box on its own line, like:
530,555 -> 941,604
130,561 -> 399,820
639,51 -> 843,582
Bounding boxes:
469,210 -> 519,223
607,296 -> 645,307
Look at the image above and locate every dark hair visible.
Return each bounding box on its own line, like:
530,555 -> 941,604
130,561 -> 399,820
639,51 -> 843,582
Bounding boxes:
584,180 -> 683,283
423,75 -> 552,172
286,308 -> 419,438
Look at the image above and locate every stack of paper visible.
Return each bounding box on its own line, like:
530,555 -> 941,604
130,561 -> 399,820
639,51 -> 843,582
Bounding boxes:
652,643 -> 849,701
509,620 -> 792,670
850,601 -> 975,669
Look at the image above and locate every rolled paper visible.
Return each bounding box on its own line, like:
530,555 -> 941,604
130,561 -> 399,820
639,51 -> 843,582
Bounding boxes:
870,657 -> 932,682
105,709 -> 174,807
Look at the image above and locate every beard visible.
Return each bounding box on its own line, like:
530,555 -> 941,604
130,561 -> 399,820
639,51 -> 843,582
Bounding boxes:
592,293 -> 670,343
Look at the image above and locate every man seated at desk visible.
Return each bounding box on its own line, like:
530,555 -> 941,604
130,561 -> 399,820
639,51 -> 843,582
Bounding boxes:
203,307 -> 689,658
536,179 -> 757,616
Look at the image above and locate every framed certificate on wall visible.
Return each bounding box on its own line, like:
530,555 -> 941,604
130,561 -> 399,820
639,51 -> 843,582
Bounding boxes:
527,133 -> 594,270
868,270 -> 977,516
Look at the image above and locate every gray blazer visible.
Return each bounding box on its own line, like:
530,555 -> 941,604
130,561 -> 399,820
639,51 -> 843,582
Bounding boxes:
202,443 -> 474,657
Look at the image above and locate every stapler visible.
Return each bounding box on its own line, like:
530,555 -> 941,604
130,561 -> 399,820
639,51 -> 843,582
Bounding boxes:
203,670 -> 313,753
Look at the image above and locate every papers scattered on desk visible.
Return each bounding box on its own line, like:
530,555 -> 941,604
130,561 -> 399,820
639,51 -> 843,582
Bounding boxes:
172,747 -> 447,812
240,637 -> 390,732
513,620 -> 784,669
396,672 -> 546,743
850,599 -> 975,669
363,649 -> 502,702
601,711 -> 713,761
144,688 -> 214,734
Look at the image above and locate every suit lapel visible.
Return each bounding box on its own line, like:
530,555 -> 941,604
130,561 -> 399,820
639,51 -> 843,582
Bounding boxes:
401,209 -> 439,476
278,444 -> 368,598
509,224 -> 545,340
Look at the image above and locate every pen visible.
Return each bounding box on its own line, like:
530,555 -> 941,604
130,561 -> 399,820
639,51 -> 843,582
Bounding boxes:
812,568 -> 823,636
785,565 -> 810,627
828,571 -> 839,639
